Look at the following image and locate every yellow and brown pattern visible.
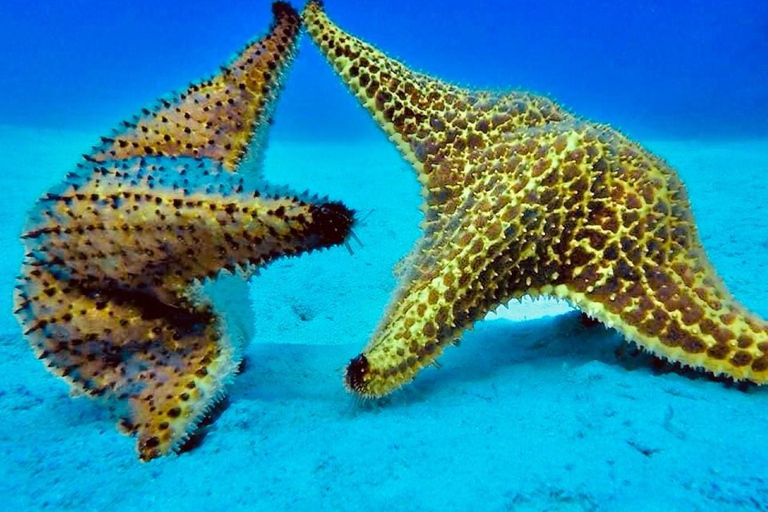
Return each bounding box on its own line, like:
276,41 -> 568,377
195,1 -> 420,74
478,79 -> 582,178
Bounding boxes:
302,1 -> 768,397
14,2 -> 355,460
90,2 -> 302,172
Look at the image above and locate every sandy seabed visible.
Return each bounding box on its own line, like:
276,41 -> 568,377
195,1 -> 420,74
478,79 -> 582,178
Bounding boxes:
1,125 -> 768,511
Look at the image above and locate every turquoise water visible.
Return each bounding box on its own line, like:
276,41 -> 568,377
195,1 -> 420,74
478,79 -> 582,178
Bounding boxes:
1,1 -> 768,511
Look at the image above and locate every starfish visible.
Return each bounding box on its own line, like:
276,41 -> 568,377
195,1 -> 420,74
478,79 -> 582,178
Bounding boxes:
302,1 -> 768,398
14,2 -> 354,461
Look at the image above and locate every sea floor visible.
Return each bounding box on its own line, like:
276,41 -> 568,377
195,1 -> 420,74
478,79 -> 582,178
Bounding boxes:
1,125 -> 768,511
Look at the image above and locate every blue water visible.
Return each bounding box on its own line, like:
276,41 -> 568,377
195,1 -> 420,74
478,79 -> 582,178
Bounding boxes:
2,0 -> 767,139
2,1 -> 768,511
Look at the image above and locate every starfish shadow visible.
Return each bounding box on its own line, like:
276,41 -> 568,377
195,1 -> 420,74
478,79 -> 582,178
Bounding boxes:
227,343 -> 351,405
404,312 -> 755,401
176,397 -> 233,456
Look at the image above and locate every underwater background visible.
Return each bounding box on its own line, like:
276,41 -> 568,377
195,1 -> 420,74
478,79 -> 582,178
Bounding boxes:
1,0 -> 768,510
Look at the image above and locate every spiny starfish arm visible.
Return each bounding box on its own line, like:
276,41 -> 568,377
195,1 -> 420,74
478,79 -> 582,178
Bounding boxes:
561,256 -> 768,382
302,0 -> 569,191
14,264 -> 238,461
544,131 -> 768,382
548,133 -> 768,379
20,157 -> 354,305
90,2 -> 302,172
345,124 -> 768,397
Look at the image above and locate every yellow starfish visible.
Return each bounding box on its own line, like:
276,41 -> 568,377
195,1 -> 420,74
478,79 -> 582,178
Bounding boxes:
302,1 -> 768,398
14,2 -> 354,461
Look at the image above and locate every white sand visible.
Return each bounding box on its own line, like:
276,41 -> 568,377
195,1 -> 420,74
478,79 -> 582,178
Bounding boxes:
1,125 -> 768,511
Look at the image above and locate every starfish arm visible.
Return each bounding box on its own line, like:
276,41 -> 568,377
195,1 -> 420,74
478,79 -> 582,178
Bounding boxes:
301,1 -> 569,194
14,264 -> 238,461
345,126 -> 579,397
553,144 -> 768,382
20,157 -> 354,304
90,2 -> 302,173
345,124 -> 768,397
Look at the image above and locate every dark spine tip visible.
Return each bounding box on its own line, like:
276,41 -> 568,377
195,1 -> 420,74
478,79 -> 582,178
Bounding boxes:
138,436 -> 161,462
345,354 -> 370,393
272,1 -> 300,21
309,201 -> 354,247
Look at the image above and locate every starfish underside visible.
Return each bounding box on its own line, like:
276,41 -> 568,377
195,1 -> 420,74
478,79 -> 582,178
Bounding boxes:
302,1 -> 768,397
14,2 -> 354,460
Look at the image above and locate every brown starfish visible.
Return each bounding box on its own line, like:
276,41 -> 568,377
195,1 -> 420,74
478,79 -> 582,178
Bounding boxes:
14,2 -> 354,461
302,1 -> 768,398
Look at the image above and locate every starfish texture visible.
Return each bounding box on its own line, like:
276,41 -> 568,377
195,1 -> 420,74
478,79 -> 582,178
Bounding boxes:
90,1 -> 302,173
302,1 -> 768,397
14,2 -> 354,461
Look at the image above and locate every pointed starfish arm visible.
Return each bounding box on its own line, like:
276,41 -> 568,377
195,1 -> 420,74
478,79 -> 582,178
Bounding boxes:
15,264 -> 239,461
345,125 -> 768,397
302,1 -> 567,182
20,157 -> 353,303
15,157 -> 354,459
91,2 -> 302,172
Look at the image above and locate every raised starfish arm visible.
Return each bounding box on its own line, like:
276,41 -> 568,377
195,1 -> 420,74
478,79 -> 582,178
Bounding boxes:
302,1 -> 569,176
345,123 -> 768,397
91,1 -> 302,172
21,157 -> 352,305
15,157 -> 354,460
